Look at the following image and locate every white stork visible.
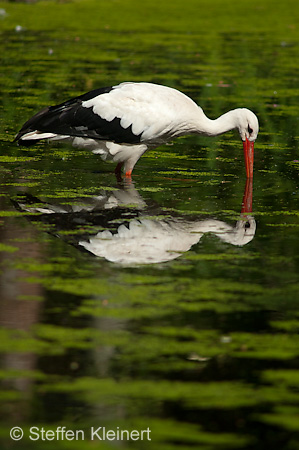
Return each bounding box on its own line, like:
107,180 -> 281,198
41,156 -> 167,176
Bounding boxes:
14,82 -> 259,178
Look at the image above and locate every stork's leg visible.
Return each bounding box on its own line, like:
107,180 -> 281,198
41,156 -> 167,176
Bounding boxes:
114,162 -> 124,182
115,162 -> 123,176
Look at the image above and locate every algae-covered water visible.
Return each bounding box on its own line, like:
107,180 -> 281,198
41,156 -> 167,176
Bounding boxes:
1,0 -> 299,449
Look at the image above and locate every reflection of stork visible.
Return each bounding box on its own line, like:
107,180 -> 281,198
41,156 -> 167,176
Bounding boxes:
14,82 -> 258,178
13,179 -> 255,265
80,215 -> 255,264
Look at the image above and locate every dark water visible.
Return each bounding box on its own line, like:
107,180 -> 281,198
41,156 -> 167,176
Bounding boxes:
0,0 -> 299,449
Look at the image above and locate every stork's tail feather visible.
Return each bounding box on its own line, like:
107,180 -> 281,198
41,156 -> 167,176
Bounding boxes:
15,131 -> 58,146
15,138 -> 37,147
13,106 -> 52,145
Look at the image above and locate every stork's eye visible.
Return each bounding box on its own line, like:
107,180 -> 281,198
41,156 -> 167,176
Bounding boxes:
245,221 -> 251,229
248,125 -> 253,134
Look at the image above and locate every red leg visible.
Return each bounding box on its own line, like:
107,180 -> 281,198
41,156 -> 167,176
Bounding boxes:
115,163 -> 133,180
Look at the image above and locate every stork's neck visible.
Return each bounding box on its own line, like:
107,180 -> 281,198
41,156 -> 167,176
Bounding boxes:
195,108 -> 241,137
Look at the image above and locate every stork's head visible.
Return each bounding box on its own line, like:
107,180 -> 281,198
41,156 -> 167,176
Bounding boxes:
237,109 -> 259,178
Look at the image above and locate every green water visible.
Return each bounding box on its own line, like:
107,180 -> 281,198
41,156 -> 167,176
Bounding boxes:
0,0 -> 299,448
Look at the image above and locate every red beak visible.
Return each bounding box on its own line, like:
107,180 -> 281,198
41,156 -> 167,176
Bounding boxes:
241,178 -> 253,213
243,137 -> 254,178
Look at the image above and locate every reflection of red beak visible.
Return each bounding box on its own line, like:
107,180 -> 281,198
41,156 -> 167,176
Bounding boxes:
243,137 -> 254,178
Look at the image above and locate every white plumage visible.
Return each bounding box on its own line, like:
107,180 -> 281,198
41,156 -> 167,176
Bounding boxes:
15,82 -> 259,177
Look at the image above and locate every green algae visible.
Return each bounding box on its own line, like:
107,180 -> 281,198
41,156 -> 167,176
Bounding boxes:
0,156 -> 39,163
0,242 -> 18,252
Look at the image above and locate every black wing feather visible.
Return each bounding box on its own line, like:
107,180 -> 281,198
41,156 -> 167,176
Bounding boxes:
15,86 -> 143,145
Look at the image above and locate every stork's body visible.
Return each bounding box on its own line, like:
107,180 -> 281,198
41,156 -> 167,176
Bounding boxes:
14,82 -> 259,177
